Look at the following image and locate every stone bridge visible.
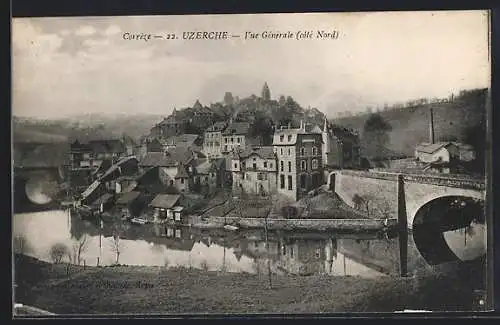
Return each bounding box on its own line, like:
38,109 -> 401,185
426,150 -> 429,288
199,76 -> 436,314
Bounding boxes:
14,166 -> 65,211
329,170 -> 485,229
328,170 -> 486,268
13,142 -> 69,211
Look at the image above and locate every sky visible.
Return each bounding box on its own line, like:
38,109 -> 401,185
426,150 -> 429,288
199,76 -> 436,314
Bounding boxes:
12,11 -> 490,119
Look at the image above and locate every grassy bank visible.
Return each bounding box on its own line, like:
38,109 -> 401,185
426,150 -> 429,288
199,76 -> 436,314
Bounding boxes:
14,254 -> 486,314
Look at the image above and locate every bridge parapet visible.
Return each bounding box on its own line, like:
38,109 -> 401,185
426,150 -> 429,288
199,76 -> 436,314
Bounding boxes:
338,170 -> 485,191
402,174 -> 485,191
339,170 -> 399,182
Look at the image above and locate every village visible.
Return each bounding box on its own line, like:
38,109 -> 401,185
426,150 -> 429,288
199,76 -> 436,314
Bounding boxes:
63,83 -> 480,232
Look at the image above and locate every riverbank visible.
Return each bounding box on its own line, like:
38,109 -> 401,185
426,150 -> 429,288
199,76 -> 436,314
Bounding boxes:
192,216 -> 398,232
14,254 -> 486,314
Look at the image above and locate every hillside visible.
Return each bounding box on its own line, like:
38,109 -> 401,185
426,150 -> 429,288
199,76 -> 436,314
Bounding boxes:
332,89 -> 487,157
12,113 -> 165,144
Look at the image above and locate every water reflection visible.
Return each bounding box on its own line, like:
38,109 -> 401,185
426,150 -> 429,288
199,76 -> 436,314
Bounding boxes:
12,209 -> 486,278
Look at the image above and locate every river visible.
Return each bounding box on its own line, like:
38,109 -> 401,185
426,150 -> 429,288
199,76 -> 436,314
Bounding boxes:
12,210 -> 486,278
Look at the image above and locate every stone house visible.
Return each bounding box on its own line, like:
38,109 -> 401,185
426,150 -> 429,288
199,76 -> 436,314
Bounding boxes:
230,146 -> 278,196
323,121 -> 362,170
138,147 -> 205,193
273,121 -> 324,201
222,120 -> 251,154
415,142 -> 460,164
149,194 -> 187,224
115,191 -> 142,219
203,121 -> 228,159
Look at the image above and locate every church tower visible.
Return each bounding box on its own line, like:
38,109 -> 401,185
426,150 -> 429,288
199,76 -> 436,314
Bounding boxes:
261,82 -> 271,101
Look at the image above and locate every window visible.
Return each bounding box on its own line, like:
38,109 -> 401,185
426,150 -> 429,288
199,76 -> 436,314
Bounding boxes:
300,174 -> 307,188
280,148 -> 283,155
269,163 -> 273,169
288,161 -> 292,172
263,161 -> 268,168
315,248 -> 321,258
253,163 -> 257,169
231,137 -> 234,143
257,173 -> 263,181
175,229 -> 181,238
224,145 -> 228,151
312,159 -> 318,170
301,160 -> 307,171
282,244 -> 286,256
180,178 -> 184,184
280,135 -> 284,142
288,148 -> 291,155
280,175 -> 285,188
312,146 -> 317,155
288,135 -> 292,141
242,173 -> 245,180
234,163 -> 238,169
225,138 -> 228,143
280,161 -> 284,172
288,175 -> 293,190
242,162 -> 246,169
290,246 -> 294,259
300,147 -> 305,156
237,137 -> 241,143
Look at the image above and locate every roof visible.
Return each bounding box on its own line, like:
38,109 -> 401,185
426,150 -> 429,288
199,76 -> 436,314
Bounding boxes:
222,122 -> 251,136
237,146 -> 276,160
306,124 -> 323,134
166,147 -> 198,165
164,134 -> 200,148
206,121 -> 228,132
415,142 -> 455,154
139,152 -> 177,167
194,159 -> 212,174
149,194 -> 181,209
213,158 -> 226,170
88,139 -> 125,154
70,140 -> 93,152
90,193 -> 114,207
115,191 -> 141,205
175,165 -> 190,178
99,156 -> 138,180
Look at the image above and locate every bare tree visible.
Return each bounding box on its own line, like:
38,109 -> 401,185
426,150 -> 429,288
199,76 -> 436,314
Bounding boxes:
111,233 -> 121,265
49,243 -> 69,264
71,235 -> 89,266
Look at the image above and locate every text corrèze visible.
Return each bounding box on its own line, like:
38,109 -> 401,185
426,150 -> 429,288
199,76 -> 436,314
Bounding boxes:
122,30 -> 339,41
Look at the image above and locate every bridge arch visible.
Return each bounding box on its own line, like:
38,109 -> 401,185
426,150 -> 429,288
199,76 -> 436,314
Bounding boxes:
404,182 -> 485,228
411,195 -> 485,265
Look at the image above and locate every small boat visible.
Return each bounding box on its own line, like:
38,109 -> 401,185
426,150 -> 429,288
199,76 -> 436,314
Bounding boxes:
223,224 -> 239,231
130,217 -> 149,225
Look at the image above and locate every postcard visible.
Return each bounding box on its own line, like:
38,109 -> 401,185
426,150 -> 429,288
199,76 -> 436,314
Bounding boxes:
11,10 -> 491,316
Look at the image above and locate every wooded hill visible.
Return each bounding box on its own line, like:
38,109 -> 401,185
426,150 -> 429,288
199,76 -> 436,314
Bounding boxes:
332,88 -> 488,158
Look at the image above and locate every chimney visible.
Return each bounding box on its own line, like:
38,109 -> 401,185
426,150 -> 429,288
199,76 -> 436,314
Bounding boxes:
429,107 -> 435,144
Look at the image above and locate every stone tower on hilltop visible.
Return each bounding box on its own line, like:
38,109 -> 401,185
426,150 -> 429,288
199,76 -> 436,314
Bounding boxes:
261,82 -> 271,101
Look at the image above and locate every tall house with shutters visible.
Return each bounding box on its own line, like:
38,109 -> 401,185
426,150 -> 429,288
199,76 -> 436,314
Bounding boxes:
272,121 -> 324,201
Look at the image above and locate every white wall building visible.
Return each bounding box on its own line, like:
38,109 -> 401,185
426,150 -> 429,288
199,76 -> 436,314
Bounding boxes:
202,122 -> 227,159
